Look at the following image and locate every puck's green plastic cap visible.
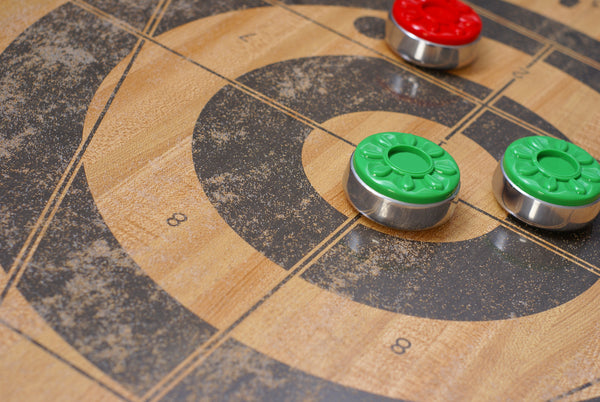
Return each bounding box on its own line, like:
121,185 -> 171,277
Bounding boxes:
503,136 -> 600,207
353,132 -> 460,204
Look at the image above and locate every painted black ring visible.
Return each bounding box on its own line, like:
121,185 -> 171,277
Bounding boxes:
193,55 -> 599,322
1,0 -> 600,397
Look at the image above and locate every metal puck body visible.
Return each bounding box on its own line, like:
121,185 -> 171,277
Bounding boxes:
386,0 -> 482,69
344,132 -> 461,230
492,136 -> 600,231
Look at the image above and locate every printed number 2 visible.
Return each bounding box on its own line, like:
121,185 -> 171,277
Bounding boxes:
391,338 -> 412,355
167,213 -> 187,227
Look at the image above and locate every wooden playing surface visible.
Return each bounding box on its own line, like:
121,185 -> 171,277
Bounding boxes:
1,0 -> 600,400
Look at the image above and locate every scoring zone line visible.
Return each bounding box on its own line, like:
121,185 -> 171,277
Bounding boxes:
0,1 -> 174,400
2,1 -> 599,401
0,317 -> 136,401
0,39 -> 147,306
142,214 -> 362,402
8,0 -> 600,339
466,0 -> 600,72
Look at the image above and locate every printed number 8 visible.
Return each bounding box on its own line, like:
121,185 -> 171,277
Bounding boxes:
391,338 -> 411,355
167,213 -> 188,227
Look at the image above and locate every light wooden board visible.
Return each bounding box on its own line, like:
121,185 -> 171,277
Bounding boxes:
1,0 -> 600,400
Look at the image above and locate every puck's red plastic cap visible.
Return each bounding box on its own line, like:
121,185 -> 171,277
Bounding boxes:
391,0 -> 482,46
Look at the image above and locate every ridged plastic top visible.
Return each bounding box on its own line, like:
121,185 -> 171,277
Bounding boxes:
391,0 -> 482,46
503,136 -> 600,206
353,132 -> 460,204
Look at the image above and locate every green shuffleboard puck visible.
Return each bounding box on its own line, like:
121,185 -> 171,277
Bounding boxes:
493,136 -> 600,230
343,132 -> 461,230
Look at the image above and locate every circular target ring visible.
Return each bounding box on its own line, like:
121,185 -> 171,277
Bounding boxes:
191,53 -> 597,321
82,0 -> 600,337
77,4 -> 600,399
77,9 -> 596,397
3,0 -> 598,395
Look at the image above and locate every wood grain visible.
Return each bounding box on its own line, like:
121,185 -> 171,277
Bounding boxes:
1,0 -> 599,400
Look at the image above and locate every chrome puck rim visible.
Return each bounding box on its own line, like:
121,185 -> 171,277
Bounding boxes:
492,158 -> 600,231
344,152 -> 460,230
385,11 -> 480,69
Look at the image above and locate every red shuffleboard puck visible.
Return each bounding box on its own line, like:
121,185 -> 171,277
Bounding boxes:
386,0 -> 482,69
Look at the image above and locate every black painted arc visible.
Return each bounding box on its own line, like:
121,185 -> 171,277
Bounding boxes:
236,56 -> 475,126
469,0 -> 600,63
545,50 -> 600,94
0,3 -> 138,271
154,0 -> 271,36
353,16 -> 387,40
194,56 -> 474,270
194,85 -> 348,269
0,3 -> 218,395
194,55 -> 598,321
18,171 -> 217,395
85,0 -> 162,31
301,224 -> 597,321
479,15 -> 544,56
493,96 -> 567,140
162,338 -> 403,401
